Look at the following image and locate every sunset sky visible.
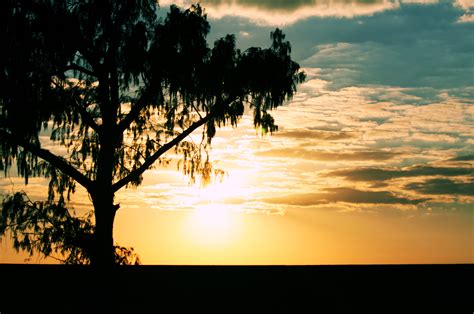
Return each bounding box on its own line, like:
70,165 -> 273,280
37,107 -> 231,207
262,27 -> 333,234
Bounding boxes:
1,0 -> 473,264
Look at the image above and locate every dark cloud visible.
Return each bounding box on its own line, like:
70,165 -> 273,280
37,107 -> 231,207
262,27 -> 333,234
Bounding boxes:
288,2 -> 472,53
256,148 -> 399,161
261,193 -> 326,206
303,39 -> 474,92
205,2 -> 473,101
449,154 -> 474,162
369,182 -> 389,188
325,187 -> 429,205
328,166 -> 474,182
274,129 -> 354,140
205,0 -> 315,11
308,125 -> 346,132
405,178 -> 474,196
292,3 -> 473,95
358,116 -> 391,124
261,187 -> 428,206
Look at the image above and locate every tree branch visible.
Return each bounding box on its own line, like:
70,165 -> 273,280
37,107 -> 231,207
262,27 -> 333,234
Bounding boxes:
112,114 -> 211,192
77,47 -> 102,76
117,93 -> 149,134
49,77 -> 100,134
63,63 -> 96,77
73,100 -> 101,134
191,102 -> 203,119
0,130 -> 93,192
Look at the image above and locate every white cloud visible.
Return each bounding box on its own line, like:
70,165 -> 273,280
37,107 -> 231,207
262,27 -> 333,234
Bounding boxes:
161,0 -> 402,25
402,0 -> 438,3
457,13 -> 474,22
453,0 -> 474,22
454,0 -> 474,9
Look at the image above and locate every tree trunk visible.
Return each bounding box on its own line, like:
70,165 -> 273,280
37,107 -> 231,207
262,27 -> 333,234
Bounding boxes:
91,190 -> 116,266
91,44 -> 120,266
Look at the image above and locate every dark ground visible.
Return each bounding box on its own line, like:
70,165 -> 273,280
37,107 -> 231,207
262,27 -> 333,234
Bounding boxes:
0,264 -> 471,313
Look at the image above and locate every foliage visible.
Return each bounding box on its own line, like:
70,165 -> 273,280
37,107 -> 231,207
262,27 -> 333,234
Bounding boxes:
0,192 -> 140,265
0,0 -> 305,264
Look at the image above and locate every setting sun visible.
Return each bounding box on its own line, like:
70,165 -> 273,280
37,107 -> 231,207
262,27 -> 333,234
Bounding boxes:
184,204 -> 239,247
181,172 -> 249,247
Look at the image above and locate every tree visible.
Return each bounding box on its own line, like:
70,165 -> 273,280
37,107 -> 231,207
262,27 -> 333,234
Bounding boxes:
0,0 -> 305,266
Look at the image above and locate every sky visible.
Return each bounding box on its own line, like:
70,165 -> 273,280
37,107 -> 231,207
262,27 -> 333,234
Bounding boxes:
1,0 -> 473,264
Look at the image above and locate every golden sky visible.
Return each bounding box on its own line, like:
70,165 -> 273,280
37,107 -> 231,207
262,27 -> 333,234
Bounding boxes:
1,0 -> 473,264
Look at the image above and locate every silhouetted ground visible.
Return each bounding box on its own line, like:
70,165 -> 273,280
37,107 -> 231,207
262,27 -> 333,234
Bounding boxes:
0,264 -> 471,313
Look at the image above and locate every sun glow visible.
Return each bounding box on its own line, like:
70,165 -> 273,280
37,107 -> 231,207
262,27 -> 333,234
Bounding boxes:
185,204 -> 239,246
193,170 -> 249,202
182,171 -> 250,247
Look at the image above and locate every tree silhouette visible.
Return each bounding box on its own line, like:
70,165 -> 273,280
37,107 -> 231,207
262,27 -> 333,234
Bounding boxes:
0,1 -> 305,266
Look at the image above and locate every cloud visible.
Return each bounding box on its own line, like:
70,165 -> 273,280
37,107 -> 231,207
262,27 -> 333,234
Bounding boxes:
163,0 -> 473,98
256,148 -> 400,161
457,13 -> 474,22
454,0 -> 474,10
403,0 -> 439,3
449,154 -> 474,161
273,129 -> 355,140
250,3 -> 472,99
261,187 -> 428,206
204,0 -> 318,11
302,39 -> 474,91
159,0 -> 474,27
161,0 -> 404,25
328,166 -> 474,181
405,178 -> 474,196
454,0 -> 474,23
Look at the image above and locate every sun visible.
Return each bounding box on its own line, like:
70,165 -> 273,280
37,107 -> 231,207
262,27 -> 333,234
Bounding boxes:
182,171 -> 249,247
184,203 -> 238,246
